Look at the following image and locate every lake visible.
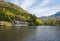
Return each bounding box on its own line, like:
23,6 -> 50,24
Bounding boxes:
0,26 -> 60,41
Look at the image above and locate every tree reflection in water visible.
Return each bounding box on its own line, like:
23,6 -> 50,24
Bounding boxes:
0,26 -> 36,41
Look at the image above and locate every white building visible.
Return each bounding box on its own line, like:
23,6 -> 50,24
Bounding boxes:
15,20 -> 28,26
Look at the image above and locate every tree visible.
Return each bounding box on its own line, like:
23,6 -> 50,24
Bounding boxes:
45,17 -> 56,25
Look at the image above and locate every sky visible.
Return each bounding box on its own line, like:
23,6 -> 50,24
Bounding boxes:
5,0 -> 60,17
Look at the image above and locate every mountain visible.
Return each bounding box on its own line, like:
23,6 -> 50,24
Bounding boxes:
50,12 -> 60,18
0,0 -> 43,25
40,11 -> 60,20
0,0 -> 31,22
51,12 -> 60,17
40,16 -> 49,20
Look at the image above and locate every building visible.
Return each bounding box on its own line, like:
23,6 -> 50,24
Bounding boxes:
15,20 -> 28,26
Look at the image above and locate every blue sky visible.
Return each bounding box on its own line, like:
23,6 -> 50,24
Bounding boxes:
5,0 -> 60,17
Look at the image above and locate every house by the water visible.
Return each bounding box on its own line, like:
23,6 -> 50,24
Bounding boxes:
15,20 -> 28,26
0,21 -> 28,26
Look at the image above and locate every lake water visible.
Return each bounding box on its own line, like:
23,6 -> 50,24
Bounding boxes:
0,26 -> 60,41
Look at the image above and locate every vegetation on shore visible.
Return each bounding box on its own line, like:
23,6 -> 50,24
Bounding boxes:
0,21 -> 12,26
43,17 -> 60,26
40,12 -> 60,26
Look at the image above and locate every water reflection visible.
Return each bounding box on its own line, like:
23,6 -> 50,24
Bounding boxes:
0,26 -> 36,41
36,26 -> 60,41
0,26 -> 60,41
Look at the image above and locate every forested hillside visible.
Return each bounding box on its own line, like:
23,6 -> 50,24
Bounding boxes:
0,0 -> 43,26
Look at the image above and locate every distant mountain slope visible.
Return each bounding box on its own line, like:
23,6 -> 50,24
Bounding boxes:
50,12 -> 60,17
54,12 -> 60,16
40,11 -> 60,20
49,11 -> 60,19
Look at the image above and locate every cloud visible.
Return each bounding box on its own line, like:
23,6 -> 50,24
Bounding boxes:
5,0 -> 22,6
5,0 -> 60,17
28,0 -> 60,17
12,0 -> 19,5
39,0 -> 51,7
20,0 -> 37,10
29,5 -> 60,17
